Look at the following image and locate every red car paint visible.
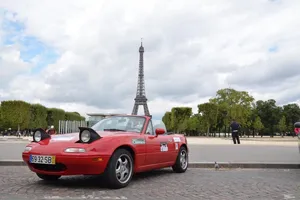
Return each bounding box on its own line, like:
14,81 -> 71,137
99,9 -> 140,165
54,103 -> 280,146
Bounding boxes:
22,115 -> 188,176
294,122 -> 300,154
294,128 -> 300,135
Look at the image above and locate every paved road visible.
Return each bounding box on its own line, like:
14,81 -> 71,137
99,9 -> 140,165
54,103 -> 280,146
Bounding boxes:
1,142 -> 299,163
0,166 -> 299,200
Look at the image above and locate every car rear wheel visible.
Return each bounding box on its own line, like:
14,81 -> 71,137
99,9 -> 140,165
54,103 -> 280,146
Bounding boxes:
36,173 -> 61,181
104,148 -> 134,189
172,146 -> 188,173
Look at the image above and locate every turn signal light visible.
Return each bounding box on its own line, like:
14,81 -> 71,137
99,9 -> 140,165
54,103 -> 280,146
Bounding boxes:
64,148 -> 86,153
24,146 -> 32,152
92,157 -> 103,162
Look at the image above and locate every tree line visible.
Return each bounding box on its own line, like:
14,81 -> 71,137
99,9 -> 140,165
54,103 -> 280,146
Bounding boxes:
0,100 -> 85,131
162,88 -> 300,137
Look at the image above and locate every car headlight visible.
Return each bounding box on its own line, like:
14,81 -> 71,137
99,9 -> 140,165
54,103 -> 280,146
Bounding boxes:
34,130 -> 42,142
32,128 -> 50,142
78,127 -> 101,143
24,146 -> 32,152
80,130 -> 91,143
64,148 -> 86,153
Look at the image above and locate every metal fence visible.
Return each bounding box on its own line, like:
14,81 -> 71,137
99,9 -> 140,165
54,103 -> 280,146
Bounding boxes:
58,120 -> 88,134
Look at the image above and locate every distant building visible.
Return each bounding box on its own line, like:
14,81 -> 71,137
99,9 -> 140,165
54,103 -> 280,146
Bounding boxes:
86,113 -> 125,127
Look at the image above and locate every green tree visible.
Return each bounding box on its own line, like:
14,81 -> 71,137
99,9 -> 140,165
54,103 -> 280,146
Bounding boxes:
0,100 -> 85,130
171,107 -> 192,133
159,88 -> 300,138
0,104 -> 2,129
198,102 -> 218,136
65,112 -> 85,121
253,116 -> 264,137
278,115 -> 287,137
255,99 -> 282,137
72,112 -> 81,116
46,108 -> 66,130
1,100 -> 31,130
162,111 -> 172,131
178,118 -> 188,133
187,114 -> 199,134
159,87 -> 300,138
283,104 -> 300,136
211,88 -> 254,136
29,104 -> 48,129
182,114 -> 203,136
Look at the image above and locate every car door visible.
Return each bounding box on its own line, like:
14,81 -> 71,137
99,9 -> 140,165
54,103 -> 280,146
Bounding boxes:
144,120 -> 163,165
152,119 -> 178,163
156,133 -> 175,163
145,120 -> 175,164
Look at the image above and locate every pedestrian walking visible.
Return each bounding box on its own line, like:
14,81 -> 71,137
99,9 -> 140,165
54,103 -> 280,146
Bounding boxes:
47,125 -> 56,135
230,119 -> 241,144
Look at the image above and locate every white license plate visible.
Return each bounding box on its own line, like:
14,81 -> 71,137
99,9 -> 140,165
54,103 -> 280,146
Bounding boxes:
29,155 -> 56,165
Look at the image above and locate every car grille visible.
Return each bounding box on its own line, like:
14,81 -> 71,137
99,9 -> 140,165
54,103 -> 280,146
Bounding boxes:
31,163 -> 67,172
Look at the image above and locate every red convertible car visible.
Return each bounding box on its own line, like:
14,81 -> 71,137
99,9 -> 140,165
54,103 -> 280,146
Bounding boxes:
22,115 -> 189,189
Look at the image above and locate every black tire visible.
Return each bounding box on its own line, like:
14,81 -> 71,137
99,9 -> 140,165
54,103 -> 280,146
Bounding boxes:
104,148 -> 134,189
36,173 -> 61,181
172,146 -> 188,173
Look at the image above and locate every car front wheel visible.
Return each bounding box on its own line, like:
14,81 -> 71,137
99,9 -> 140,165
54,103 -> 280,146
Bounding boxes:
172,146 -> 188,173
104,148 -> 134,189
36,173 -> 61,181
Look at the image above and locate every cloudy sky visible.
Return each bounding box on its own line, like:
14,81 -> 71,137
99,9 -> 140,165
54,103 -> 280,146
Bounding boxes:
0,0 -> 299,120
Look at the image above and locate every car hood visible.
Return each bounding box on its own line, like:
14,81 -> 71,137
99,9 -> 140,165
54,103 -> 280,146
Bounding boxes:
48,131 -> 137,143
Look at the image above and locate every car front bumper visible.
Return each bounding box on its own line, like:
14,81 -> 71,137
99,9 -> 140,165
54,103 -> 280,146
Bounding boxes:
22,153 -> 110,176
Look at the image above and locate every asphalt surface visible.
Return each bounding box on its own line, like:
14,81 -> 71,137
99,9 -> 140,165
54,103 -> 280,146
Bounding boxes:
1,142 -> 300,163
0,166 -> 299,200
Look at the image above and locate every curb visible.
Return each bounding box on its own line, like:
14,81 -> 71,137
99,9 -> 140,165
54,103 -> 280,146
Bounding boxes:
0,160 -> 26,166
0,160 -> 299,169
188,162 -> 300,169
0,139 -> 30,141
222,138 -> 297,142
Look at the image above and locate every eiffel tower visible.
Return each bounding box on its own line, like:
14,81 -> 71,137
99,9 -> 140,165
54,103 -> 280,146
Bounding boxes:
131,39 -> 150,116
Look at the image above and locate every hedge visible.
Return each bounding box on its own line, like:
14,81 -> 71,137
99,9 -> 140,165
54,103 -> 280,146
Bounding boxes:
65,112 -> 85,121
29,104 -> 48,129
0,104 -> 3,128
1,100 -> 31,130
47,108 -> 66,130
0,100 -> 85,130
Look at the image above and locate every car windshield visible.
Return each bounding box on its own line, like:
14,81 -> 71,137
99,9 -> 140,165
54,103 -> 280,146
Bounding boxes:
152,119 -> 167,132
91,116 -> 146,133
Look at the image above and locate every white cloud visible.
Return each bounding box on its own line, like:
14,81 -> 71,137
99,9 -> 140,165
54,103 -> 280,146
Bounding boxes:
0,45 -> 32,88
0,0 -> 300,119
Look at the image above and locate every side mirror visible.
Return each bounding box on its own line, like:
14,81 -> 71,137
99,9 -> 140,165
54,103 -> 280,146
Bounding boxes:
155,128 -> 165,135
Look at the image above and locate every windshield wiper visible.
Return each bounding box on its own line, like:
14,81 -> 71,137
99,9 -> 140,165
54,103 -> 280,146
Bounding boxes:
104,128 -> 126,132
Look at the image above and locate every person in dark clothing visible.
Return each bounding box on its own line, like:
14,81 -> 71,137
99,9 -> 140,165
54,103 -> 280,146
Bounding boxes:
47,125 -> 56,135
230,119 -> 241,144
